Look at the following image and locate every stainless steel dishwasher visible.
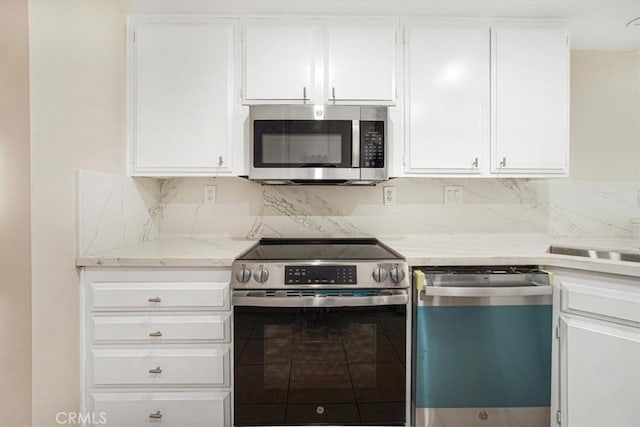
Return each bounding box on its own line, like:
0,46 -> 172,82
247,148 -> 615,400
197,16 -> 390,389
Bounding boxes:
412,266 -> 553,427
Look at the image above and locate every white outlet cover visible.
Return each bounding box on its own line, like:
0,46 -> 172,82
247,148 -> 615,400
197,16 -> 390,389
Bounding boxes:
443,185 -> 463,205
383,186 -> 396,206
203,185 -> 216,205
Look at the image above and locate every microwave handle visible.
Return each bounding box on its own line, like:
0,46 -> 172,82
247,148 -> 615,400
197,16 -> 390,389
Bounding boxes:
352,120 -> 360,168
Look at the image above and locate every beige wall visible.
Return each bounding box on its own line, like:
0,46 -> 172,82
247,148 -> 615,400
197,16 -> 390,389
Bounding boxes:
29,0 -> 126,424
570,50 -> 640,181
0,1 -> 32,426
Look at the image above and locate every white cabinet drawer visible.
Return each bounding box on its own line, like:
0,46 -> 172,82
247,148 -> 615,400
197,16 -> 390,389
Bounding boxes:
92,313 -> 230,343
91,391 -> 230,427
90,282 -> 229,311
92,348 -> 230,387
561,280 -> 640,326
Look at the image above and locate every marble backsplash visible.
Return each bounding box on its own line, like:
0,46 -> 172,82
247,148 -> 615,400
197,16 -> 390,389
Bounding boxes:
77,170 -> 160,256
76,170 -> 639,255
159,177 -> 548,238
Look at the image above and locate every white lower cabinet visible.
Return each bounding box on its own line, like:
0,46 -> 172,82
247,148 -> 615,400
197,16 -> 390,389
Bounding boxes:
92,313 -> 231,343
554,269 -> 640,427
92,347 -> 230,387
559,315 -> 640,427
82,268 -> 233,427
91,391 -> 230,427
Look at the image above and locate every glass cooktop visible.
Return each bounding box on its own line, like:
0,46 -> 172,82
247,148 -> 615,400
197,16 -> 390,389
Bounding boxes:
238,238 -> 403,261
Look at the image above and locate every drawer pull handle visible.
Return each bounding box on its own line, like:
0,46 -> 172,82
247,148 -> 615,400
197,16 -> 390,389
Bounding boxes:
149,410 -> 162,419
148,297 -> 161,303
148,366 -> 162,374
149,331 -> 163,337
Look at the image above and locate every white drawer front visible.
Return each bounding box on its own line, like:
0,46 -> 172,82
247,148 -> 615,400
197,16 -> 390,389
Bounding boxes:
561,280 -> 640,326
92,348 -> 230,387
91,391 -> 230,427
92,313 -> 230,343
90,282 -> 229,311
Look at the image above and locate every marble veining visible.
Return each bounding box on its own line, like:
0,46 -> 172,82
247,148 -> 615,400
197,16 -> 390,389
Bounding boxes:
76,172 -> 640,258
77,171 -> 160,256
546,180 -> 639,238
248,185 -> 366,239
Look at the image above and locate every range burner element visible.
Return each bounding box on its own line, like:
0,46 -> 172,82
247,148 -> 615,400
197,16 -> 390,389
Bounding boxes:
231,238 -> 409,290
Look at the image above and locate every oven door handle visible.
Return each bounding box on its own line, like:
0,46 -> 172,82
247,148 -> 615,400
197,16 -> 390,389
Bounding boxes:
232,291 -> 408,307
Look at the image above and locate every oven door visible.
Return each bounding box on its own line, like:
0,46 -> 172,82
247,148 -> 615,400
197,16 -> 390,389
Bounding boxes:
233,289 -> 408,426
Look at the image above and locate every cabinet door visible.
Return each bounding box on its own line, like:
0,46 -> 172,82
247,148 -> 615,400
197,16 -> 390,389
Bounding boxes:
325,21 -> 397,104
244,20 -> 316,103
404,24 -> 487,174
560,315 -> 640,427
129,17 -> 236,176
491,26 -> 569,175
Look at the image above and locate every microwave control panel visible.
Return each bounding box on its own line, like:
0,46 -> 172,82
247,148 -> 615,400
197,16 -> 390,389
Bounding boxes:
360,121 -> 385,168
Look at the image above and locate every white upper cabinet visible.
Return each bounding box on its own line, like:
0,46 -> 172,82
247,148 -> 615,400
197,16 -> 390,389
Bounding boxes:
128,16 -> 239,176
242,18 -> 398,105
325,22 -> 398,104
490,25 -> 569,175
404,23 -> 487,174
394,21 -> 569,177
243,19 -> 317,103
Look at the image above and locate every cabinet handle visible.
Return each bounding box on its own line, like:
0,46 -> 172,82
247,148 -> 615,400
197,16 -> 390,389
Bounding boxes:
218,156 -> 224,167
472,157 -> 479,168
149,331 -> 163,337
149,410 -> 162,419
148,366 -> 162,374
331,87 -> 336,102
500,157 -> 507,168
303,86 -> 307,103
147,297 -> 161,303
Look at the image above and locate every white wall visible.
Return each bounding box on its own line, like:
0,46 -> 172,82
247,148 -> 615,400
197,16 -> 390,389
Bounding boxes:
29,1 -> 126,424
0,1 -> 32,425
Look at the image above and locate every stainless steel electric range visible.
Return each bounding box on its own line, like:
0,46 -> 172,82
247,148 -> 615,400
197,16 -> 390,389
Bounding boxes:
231,238 -> 410,427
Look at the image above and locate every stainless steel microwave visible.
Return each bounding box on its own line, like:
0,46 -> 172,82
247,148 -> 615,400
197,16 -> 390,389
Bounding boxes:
249,105 -> 387,185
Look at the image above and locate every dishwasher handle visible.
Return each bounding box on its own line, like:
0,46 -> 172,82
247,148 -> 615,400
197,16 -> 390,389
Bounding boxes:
422,285 -> 552,298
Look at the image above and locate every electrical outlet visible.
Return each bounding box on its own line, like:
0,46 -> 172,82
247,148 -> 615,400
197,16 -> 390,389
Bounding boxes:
444,185 -> 463,205
383,186 -> 396,206
203,185 -> 216,205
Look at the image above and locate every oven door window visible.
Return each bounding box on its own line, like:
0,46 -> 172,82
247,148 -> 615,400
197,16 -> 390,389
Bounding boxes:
253,120 -> 353,168
233,305 -> 406,426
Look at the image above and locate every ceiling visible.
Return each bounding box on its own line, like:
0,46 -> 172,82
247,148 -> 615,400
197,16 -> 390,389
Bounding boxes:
128,0 -> 640,50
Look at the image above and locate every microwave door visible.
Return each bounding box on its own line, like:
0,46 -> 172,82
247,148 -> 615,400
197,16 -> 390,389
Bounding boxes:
251,119 -> 360,181
253,120 -> 353,168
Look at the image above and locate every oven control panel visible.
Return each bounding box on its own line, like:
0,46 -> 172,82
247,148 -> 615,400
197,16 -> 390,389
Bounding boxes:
285,265 -> 357,285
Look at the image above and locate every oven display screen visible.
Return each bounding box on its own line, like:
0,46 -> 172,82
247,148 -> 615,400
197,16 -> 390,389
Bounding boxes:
285,265 -> 357,285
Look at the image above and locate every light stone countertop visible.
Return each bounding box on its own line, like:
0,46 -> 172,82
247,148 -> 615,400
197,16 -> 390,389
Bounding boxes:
76,237 -> 256,268
76,234 -> 640,277
380,234 -> 640,277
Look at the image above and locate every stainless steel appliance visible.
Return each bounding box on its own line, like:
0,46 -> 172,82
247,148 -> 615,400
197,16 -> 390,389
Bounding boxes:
231,238 -> 410,426
412,266 -> 553,427
249,105 -> 387,185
